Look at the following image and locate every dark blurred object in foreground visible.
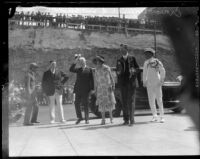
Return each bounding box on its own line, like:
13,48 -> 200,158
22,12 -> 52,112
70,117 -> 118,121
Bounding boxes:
161,7 -> 199,134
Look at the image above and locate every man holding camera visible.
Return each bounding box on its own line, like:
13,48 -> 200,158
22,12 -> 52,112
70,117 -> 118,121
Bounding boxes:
69,55 -> 94,124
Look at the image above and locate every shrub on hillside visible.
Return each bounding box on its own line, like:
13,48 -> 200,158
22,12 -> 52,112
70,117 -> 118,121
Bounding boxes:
8,81 -> 26,123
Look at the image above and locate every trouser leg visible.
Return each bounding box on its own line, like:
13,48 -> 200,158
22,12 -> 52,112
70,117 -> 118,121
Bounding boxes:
23,96 -> 33,124
55,93 -> 65,121
109,107 -> 113,121
156,86 -> 164,117
147,86 -> 157,117
74,93 -> 83,119
82,93 -> 89,121
121,87 -> 128,122
31,94 -> 39,122
101,106 -> 105,121
49,94 -> 56,121
128,87 -> 136,123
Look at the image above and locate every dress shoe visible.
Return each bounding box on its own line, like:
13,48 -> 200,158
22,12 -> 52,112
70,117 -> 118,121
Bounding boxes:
50,120 -> 56,124
151,116 -> 158,122
122,121 -> 129,125
160,117 -> 165,123
60,120 -> 66,123
31,121 -> 40,124
23,123 -> 34,126
75,119 -> 82,124
129,120 -> 134,126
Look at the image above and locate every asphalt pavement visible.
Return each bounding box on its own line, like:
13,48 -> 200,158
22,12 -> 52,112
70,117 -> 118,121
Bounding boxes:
9,104 -> 200,156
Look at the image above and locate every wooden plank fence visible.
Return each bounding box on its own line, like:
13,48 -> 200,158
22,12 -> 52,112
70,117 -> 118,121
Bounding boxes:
9,19 -> 163,34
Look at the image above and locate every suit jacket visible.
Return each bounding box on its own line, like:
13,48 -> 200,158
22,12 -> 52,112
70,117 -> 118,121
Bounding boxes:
70,64 -> 94,95
116,55 -> 141,88
42,69 -> 68,96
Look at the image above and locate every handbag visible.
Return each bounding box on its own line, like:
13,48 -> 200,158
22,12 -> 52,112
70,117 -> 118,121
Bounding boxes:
109,90 -> 116,105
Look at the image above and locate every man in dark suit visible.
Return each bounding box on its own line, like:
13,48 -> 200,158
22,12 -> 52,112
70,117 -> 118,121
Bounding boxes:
116,44 -> 141,126
70,56 -> 94,124
42,61 -> 68,124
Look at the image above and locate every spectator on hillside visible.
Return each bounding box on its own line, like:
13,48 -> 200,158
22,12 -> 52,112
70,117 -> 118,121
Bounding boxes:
46,12 -> 52,27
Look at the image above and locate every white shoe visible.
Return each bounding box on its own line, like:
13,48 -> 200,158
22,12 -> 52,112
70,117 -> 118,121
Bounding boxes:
160,118 -> 165,123
60,120 -> 66,123
151,116 -> 158,122
50,120 -> 56,124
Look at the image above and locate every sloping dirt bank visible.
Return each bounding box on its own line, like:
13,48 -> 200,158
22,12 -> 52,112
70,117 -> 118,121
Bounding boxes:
9,27 -> 181,84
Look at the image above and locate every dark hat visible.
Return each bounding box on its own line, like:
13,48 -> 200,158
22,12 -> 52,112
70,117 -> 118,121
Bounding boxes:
29,63 -> 39,70
93,55 -> 105,64
120,43 -> 128,50
49,60 -> 56,64
144,48 -> 155,55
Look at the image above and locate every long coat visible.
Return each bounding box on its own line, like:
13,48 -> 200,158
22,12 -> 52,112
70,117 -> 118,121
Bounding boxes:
116,55 -> 141,88
69,64 -> 94,95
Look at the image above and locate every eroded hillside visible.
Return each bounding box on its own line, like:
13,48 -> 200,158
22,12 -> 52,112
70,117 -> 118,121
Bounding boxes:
9,27 -> 181,85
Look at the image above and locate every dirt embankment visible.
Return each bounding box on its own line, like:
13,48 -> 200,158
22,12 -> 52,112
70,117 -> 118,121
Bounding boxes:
9,27 -> 181,84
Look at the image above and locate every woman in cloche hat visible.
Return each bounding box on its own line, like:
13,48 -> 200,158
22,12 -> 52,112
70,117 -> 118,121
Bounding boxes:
93,55 -> 116,125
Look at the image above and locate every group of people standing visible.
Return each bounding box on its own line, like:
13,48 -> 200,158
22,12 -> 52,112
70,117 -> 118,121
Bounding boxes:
23,44 -> 166,126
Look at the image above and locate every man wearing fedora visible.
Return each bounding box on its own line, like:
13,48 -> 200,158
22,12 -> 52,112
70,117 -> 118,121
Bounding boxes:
23,63 -> 40,126
69,56 -> 94,124
116,44 -> 140,126
143,48 -> 166,123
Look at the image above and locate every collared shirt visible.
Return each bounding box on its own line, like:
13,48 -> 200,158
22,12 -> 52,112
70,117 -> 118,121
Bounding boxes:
123,53 -> 129,60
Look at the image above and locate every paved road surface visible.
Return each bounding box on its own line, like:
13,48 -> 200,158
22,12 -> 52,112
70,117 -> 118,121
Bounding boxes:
9,104 -> 200,156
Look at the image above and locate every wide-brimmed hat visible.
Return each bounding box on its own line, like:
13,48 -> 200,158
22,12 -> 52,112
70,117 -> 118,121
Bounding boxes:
29,63 -> 39,70
93,55 -> 105,64
144,48 -> 155,55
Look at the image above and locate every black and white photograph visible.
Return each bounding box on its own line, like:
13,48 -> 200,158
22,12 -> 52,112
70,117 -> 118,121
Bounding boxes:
2,4 -> 199,156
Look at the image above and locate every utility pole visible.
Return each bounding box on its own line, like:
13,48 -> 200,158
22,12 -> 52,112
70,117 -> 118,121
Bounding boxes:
154,21 -> 157,57
118,8 -> 121,32
118,8 -> 120,19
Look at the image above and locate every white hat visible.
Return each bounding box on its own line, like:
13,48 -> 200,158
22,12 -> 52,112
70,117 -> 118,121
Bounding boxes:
144,48 -> 155,55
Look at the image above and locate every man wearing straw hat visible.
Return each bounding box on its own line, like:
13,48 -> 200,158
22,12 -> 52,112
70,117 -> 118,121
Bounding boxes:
23,63 -> 40,126
143,48 -> 166,123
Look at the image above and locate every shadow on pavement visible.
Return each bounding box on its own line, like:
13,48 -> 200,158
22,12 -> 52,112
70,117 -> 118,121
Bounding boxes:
184,126 -> 199,131
59,123 -> 99,130
82,121 -> 155,131
36,123 -> 76,129
82,123 -> 125,130
67,116 -> 100,121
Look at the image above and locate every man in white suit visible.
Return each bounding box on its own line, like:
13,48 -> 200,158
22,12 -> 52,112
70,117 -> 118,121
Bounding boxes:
143,48 -> 166,123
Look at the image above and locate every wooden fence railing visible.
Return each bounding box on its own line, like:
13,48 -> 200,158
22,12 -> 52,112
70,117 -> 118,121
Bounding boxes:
9,19 -> 163,34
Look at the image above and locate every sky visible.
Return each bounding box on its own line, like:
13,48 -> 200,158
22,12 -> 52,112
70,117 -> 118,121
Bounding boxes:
16,7 -> 146,19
